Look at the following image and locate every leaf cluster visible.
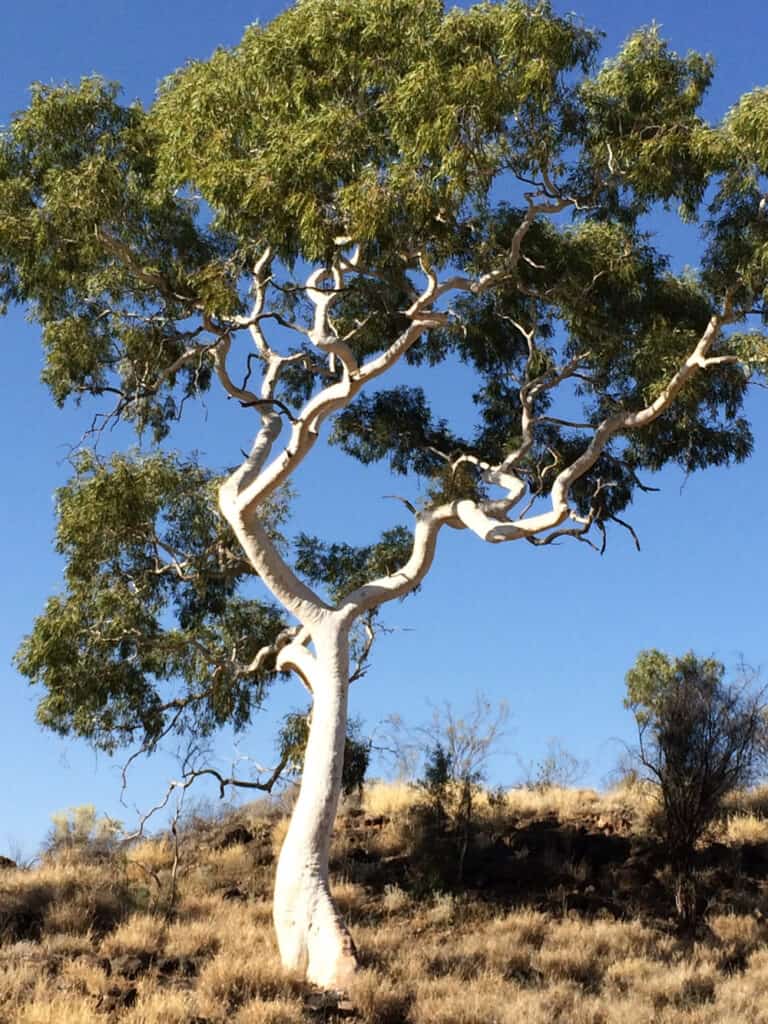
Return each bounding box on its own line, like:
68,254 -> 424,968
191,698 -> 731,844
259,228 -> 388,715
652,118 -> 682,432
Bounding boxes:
152,0 -> 597,261
295,525 -> 414,603
15,452 -> 289,750
278,711 -> 371,796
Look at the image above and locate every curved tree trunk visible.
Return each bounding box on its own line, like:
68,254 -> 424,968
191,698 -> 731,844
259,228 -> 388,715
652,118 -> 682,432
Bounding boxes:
273,620 -> 358,989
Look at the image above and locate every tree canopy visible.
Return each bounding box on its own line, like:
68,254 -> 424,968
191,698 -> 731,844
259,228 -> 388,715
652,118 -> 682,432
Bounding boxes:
3,0 -> 768,776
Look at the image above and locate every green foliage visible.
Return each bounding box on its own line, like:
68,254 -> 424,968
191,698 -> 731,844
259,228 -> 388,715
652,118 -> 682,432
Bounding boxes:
417,743 -> 456,822
625,650 -> 768,890
295,526 -> 415,603
3,2 -> 768,763
0,3 -> 764,480
579,26 -> 718,214
152,0 -> 596,260
0,78 -> 223,439
704,88 -> 768,314
15,452 -> 290,750
278,712 -> 371,796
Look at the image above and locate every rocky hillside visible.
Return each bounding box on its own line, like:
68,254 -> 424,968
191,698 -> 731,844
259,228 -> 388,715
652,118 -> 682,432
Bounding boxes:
1,782 -> 768,1023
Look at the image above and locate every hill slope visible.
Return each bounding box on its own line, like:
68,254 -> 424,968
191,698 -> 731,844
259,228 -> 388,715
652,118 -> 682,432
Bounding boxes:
2,783 -> 768,1023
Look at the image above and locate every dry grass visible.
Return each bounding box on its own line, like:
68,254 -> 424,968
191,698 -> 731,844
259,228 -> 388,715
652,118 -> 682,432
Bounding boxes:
3,785 -> 768,1022
717,813 -> 768,845
125,837 -> 175,874
13,987 -> 104,1024
360,780 -> 416,818
500,785 -> 603,820
360,778 -> 662,833
724,784 -> 768,817
99,912 -> 167,957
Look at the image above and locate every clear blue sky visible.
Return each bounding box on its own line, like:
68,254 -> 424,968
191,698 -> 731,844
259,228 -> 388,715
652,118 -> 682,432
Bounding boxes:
1,0 -> 766,857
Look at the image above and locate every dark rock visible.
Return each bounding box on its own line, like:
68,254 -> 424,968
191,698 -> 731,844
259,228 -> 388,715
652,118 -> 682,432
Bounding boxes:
740,843 -> 768,876
112,952 -> 153,980
507,825 -> 564,858
346,845 -> 376,864
363,815 -> 390,828
696,842 -> 736,871
222,885 -> 248,901
572,832 -> 630,869
563,889 -> 622,918
305,990 -> 357,1016
503,963 -> 544,985
719,950 -> 748,975
122,986 -> 139,1009
628,840 -> 664,867
0,856 -> 17,871
157,955 -> 198,978
252,845 -> 274,866
613,865 -> 650,893
217,825 -> 254,848
0,908 -> 43,942
99,985 -> 138,1012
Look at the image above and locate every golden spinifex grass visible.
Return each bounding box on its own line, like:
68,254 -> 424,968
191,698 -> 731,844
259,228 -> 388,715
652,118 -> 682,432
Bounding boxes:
1,783 -> 768,1022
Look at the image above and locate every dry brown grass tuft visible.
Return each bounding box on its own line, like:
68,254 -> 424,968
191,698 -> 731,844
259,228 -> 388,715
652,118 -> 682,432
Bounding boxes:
381,883 -> 411,914
99,912 -> 167,958
233,998 -> 309,1023
0,859 -> 131,943
163,916 -> 221,959
719,812 -> 768,845
11,979 -> 103,1024
196,947 -> 301,1016
503,785 -> 602,820
125,837 -> 175,874
347,968 -> 413,1024
724,784 -> 768,817
121,985 -> 197,1023
362,781 -> 416,818
206,842 -> 255,879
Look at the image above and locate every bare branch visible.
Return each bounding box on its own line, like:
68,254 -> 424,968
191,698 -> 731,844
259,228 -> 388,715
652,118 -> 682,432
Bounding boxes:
610,514 -> 642,551
238,397 -> 299,423
349,613 -> 377,684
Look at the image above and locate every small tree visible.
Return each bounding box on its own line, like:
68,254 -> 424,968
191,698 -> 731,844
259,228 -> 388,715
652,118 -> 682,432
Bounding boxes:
397,696 -> 509,881
46,804 -> 122,861
4,0 -> 768,985
521,738 -> 589,791
625,650 -> 768,924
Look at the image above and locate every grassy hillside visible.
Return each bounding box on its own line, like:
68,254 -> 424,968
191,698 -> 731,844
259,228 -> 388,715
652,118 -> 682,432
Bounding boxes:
2,782 -> 768,1023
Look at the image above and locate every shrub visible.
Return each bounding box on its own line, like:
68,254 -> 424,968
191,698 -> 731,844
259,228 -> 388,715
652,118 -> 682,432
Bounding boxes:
625,650 -> 768,925
45,805 -> 122,861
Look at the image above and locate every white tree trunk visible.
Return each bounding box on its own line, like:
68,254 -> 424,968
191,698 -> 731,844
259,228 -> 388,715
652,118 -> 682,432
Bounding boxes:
272,620 -> 358,989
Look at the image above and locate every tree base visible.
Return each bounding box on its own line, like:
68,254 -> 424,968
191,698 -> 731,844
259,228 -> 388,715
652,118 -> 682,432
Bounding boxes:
306,931 -> 359,990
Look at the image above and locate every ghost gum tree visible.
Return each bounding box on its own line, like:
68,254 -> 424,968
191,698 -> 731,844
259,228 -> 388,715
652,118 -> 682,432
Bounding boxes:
3,0 -> 768,988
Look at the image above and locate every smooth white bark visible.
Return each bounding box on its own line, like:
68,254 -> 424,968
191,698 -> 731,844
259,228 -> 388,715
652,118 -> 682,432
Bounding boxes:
272,620 -> 358,989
